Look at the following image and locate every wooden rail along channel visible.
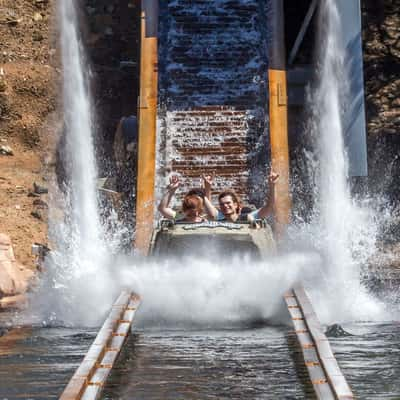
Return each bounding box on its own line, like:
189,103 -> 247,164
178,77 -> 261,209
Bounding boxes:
285,286 -> 354,399
60,292 -> 141,400
59,284 -> 355,399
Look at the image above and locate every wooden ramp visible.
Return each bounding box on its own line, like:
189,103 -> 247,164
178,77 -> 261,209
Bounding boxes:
156,0 -> 271,206
161,106 -> 256,204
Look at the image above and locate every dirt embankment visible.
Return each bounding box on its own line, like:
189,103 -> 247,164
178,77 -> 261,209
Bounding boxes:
0,0 -> 57,269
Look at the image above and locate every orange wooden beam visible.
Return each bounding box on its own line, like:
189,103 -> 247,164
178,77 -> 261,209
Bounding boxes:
269,69 -> 291,235
268,0 -> 291,237
135,1 -> 159,254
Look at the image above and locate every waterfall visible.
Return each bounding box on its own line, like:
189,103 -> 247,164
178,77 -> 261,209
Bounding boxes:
59,0 -> 102,264
315,0 -> 353,280
33,0 -> 118,326
307,0 -> 382,321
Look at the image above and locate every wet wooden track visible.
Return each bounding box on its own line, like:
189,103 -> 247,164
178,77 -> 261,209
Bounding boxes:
285,287 -> 353,399
59,292 -> 141,400
60,286 -> 353,400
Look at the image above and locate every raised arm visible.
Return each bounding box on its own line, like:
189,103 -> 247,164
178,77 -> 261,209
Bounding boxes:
256,171 -> 279,219
157,175 -> 181,219
202,173 -> 218,219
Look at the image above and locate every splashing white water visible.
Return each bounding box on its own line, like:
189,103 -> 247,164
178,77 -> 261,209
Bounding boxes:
30,0 -> 390,329
31,0 -> 119,326
58,0 -> 103,267
88,251 -> 324,327
303,0 -> 384,323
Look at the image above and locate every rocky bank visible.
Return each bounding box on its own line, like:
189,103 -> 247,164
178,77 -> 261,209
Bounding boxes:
0,0 -> 57,307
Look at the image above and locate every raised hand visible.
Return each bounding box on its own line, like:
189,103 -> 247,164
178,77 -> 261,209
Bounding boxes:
167,175 -> 181,192
268,171 -> 279,185
202,172 -> 215,199
201,172 -> 215,190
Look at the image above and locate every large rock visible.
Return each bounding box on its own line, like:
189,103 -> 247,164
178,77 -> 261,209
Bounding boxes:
362,0 -> 400,139
0,234 -> 34,299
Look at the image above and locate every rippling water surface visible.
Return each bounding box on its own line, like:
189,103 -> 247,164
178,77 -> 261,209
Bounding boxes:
331,322 -> 400,400
0,322 -> 399,399
102,326 -> 314,400
0,325 -> 95,400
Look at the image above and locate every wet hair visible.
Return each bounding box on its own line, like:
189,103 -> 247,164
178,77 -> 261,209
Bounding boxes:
218,190 -> 242,213
182,194 -> 204,216
186,188 -> 205,198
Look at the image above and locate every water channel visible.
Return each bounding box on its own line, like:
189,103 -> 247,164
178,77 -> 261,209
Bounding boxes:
0,321 -> 399,399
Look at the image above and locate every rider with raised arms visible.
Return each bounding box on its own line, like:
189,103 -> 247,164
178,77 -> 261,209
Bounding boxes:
202,172 -> 279,223
158,172 -> 279,223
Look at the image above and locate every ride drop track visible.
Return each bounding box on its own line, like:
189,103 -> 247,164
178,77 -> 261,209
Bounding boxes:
285,287 -> 353,399
59,292 -> 141,400
61,286 -> 352,399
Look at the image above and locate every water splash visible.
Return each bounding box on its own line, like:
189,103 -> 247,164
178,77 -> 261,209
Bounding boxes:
303,0 -> 384,322
59,0 -> 101,254
31,0 -> 119,326
30,0 -> 390,329
104,252 -> 324,328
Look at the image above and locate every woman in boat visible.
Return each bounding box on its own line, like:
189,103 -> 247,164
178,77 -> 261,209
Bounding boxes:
158,176 -> 207,223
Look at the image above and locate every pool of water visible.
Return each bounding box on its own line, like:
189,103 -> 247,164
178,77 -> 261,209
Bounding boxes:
0,321 -> 399,399
0,325 -> 95,400
331,322 -> 400,400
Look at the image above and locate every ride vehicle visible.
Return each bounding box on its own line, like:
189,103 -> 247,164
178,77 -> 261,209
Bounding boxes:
149,219 -> 276,259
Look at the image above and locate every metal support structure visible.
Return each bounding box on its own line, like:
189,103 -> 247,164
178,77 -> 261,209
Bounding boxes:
135,0 -> 159,254
336,0 -> 368,177
285,287 -> 353,399
268,0 -> 291,236
60,292 -> 141,400
288,0 -> 318,65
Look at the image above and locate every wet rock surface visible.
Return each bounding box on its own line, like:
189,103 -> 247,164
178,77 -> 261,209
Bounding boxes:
362,0 -> 400,199
362,0 -> 400,137
325,324 -> 353,338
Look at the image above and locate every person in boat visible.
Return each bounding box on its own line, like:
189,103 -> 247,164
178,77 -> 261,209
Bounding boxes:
158,175 -> 208,223
202,171 -> 279,222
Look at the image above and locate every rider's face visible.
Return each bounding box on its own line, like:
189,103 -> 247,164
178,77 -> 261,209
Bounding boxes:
219,195 -> 238,216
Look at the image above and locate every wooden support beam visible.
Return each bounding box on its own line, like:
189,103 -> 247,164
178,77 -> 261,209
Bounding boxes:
269,69 -> 291,233
268,0 -> 291,237
135,0 -> 159,254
